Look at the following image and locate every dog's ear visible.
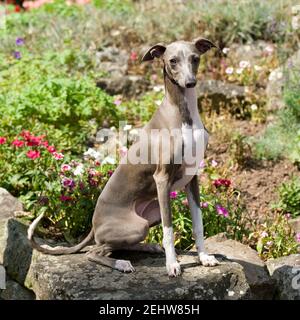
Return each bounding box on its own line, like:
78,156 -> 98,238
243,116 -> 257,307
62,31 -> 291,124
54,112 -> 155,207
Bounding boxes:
141,44 -> 166,62
194,38 -> 218,55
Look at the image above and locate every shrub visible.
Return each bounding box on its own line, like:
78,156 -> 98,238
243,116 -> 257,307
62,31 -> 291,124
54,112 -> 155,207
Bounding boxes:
249,212 -> 299,260
276,177 -> 300,217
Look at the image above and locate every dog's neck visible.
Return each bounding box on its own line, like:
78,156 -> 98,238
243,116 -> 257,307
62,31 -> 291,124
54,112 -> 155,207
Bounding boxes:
163,69 -> 195,126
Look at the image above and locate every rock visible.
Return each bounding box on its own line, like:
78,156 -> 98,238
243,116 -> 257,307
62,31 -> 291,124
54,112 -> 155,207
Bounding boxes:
0,188 -> 23,217
0,275 -> 35,300
0,218 -> 33,285
267,254 -> 300,300
0,217 -> 254,300
96,75 -> 149,97
266,48 -> 300,112
228,41 -> 274,65
204,234 -> 275,299
25,249 -> 251,300
289,216 -> 300,234
0,188 -> 23,267
196,80 -> 247,114
95,46 -> 129,78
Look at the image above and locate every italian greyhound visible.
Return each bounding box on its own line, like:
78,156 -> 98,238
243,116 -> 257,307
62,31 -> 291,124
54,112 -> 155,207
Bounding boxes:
28,38 -> 219,277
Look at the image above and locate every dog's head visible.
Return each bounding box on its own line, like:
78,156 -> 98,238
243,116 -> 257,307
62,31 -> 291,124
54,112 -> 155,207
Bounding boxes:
142,38 -> 218,88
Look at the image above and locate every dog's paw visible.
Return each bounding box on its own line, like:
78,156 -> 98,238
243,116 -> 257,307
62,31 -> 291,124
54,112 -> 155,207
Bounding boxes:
115,260 -> 135,273
166,262 -> 181,277
199,253 -> 219,267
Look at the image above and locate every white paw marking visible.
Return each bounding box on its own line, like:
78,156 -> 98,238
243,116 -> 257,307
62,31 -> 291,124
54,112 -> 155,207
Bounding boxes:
115,260 -> 135,273
199,253 -> 219,266
167,262 -> 181,277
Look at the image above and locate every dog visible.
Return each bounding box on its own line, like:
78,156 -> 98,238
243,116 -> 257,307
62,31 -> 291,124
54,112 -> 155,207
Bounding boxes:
28,38 -> 220,277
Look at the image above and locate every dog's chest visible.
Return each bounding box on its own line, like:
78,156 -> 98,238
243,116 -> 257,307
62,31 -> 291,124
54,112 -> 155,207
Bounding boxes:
171,89 -> 208,191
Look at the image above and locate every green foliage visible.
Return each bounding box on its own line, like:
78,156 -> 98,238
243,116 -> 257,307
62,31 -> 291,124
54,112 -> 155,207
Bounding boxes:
0,49 -> 119,154
254,69 -> 300,162
250,212 -> 298,260
146,162 -> 250,250
276,177 -> 300,217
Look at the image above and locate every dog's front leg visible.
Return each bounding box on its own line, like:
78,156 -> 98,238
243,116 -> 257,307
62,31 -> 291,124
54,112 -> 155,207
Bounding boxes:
185,176 -> 219,266
154,169 -> 181,277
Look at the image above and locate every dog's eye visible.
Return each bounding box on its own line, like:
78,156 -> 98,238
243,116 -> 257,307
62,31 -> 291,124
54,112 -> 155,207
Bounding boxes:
192,56 -> 200,63
170,58 -> 177,65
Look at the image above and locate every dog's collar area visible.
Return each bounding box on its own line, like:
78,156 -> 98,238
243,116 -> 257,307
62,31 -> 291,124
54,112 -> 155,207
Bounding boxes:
163,66 -> 180,87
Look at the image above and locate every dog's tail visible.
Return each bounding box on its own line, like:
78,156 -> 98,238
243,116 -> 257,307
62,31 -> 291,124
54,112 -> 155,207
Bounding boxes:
27,212 -> 94,255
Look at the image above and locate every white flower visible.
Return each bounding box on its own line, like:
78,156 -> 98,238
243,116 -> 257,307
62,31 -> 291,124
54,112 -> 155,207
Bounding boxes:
222,47 -> 230,54
129,129 -> 139,136
264,45 -> 274,54
261,231 -> 268,238
84,148 -> 101,160
74,163 -> 84,176
153,85 -> 164,92
292,5 -> 300,15
225,67 -> 234,75
155,100 -> 162,106
250,104 -> 258,111
102,156 -> 116,165
239,60 -> 250,69
254,65 -> 262,71
292,16 -> 300,30
123,124 -> 132,131
236,68 -> 243,74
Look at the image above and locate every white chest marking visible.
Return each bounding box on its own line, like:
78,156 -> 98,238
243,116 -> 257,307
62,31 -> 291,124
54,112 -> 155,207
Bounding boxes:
171,88 -> 208,191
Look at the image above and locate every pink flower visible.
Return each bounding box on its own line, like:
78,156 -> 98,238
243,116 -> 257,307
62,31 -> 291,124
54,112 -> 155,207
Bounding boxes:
26,150 -> 40,160
182,198 -> 189,206
47,145 -> 56,153
296,233 -> 300,243
12,139 -> 24,147
211,160 -> 218,167
108,170 -> 114,177
200,202 -> 209,208
61,164 -> 71,172
170,191 -> 178,199
285,213 -> 291,220
130,51 -> 138,61
119,146 -> 128,158
60,195 -> 72,202
62,177 -> 75,188
216,205 -> 229,218
225,67 -> 234,75
114,99 -> 122,106
53,152 -> 64,160
0,137 -> 7,144
261,231 -> 268,238
199,159 -> 206,169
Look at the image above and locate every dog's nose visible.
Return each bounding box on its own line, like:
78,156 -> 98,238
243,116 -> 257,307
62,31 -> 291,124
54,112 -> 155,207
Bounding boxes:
185,80 -> 197,88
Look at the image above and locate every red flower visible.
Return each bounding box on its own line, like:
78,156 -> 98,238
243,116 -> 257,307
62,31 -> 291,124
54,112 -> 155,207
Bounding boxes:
20,130 -> 31,140
12,139 -> 24,147
60,195 -> 72,202
213,179 -> 231,188
26,150 -> 40,160
42,140 -> 49,148
26,135 -> 44,147
14,5 -> 21,13
0,137 -> 6,145
47,145 -> 56,153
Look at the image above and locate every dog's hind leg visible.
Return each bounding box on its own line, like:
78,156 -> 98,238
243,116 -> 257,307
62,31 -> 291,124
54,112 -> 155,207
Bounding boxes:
122,242 -> 164,253
86,245 -> 135,273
